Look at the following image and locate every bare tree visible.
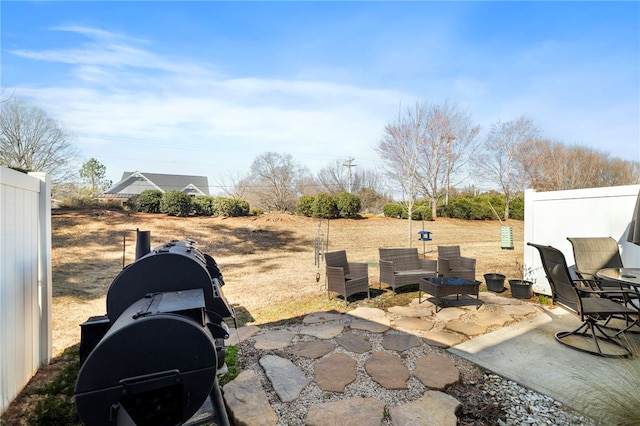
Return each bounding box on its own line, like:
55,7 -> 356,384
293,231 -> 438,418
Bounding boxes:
317,158 -> 384,195
377,102 -> 424,245
246,152 -> 309,212
525,140 -> 640,191
0,98 -> 78,182
215,171 -> 252,199
378,100 -> 480,223
476,116 -> 541,219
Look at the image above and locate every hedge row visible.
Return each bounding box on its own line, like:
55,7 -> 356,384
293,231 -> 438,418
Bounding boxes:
382,194 -> 524,221
296,192 -> 361,219
129,190 -> 250,217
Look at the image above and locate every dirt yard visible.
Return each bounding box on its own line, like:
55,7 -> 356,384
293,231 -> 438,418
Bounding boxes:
50,209 -> 525,356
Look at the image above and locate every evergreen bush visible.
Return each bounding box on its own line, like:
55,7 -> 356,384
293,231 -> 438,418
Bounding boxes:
296,195 -> 315,217
382,203 -> 404,218
334,192 -> 361,218
193,195 -> 215,216
312,193 -> 338,219
160,190 -> 192,217
135,190 -> 163,213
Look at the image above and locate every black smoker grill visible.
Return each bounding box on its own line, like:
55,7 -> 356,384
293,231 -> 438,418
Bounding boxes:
75,234 -> 234,426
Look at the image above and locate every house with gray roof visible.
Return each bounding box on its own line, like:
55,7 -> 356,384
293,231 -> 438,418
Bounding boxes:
96,171 -> 209,203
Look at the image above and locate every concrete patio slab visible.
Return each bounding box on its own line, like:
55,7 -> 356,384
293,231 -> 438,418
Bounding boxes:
449,307 -> 640,421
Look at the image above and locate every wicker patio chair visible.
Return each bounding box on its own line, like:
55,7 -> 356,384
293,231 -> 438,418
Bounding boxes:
437,246 -> 476,281
528,242 -> 637,357
325,250 -> 370,305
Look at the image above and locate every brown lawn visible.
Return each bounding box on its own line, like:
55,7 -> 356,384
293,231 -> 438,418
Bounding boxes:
50,209 -> 525,356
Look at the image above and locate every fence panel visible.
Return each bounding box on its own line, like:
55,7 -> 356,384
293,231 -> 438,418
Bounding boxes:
524,184 -> 640,295
0,167 -> 51,414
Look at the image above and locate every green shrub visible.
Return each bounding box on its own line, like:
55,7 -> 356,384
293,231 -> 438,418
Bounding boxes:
193,195 -> 216,216
411,205 -> 432,220
382,203 -> 404,218
212,197 -> 250,217
312,193 -> 338,219
160,190 -> 192,217
509,196 -> 525,220
296,195 -> 315,217
135,190 -> 163,213
26,346 -> 80,426
334,192 -> 361,218
250,208 -> 264,216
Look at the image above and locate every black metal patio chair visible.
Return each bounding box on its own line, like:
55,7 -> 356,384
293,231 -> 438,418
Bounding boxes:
528,242 -> 637,357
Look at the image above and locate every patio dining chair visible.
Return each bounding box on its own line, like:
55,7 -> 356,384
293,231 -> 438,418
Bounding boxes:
325,250 -> 370,306
567,236 -> 638,306
528,242 -> 637,357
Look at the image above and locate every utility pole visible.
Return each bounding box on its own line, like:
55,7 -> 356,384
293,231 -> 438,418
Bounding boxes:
343,157 -> 356,193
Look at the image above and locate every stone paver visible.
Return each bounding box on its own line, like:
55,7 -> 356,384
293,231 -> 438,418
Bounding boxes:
414,353 -> 460,390
336,331 -> 371,354
422,330 -> 465,347
253,329 -> 295,350
365,351 -> 409,389
290,340 -> 336,359
389,391 -> 461,426
222,370 -> 278,426
434,307 -> 466,321
259,355 -> 310,402
300,323 -> 344,339
382,334 -> 422,352
227,325 -> 261,346
314,353 -> 357,392
303,311 -> 343,324
388,305 -> 435,317
347,306 -> 387,320
474,310 -> 513,328
445,319 -> 487,336
349,318 -> 390,332
305,398 -> 386,426
479,293 -> 518,305
394,317 -> 435,332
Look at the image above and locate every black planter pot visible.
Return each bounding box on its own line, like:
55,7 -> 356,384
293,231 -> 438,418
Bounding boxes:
484,273 -> 506,292
509,279 -> 533,299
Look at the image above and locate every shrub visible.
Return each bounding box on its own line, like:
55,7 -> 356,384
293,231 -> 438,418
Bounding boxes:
312,193 -> 338,219
334,192 -> 361,219
382,203 -> 404,218
193,195 -> 215,216
250,208 -> 264,216
509,196 -> 525,220
135,190 -> 163,213
411,205 -> 432,220
160,191 -> 192,217
212,197 -> 250,217
296,195 -> 315,217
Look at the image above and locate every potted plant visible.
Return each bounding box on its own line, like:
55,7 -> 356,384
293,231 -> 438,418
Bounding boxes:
483,273 -> 506,292
509,259 -> 534,299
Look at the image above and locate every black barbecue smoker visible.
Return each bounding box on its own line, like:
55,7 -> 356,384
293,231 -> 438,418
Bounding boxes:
75,231 -> 234,426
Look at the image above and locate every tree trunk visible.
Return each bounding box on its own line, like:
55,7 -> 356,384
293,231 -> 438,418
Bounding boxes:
431,197 -> 438,220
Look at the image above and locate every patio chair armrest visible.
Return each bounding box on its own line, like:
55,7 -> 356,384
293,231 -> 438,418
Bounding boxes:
379,259 -> 395,286
438,257 -> 451,277
348,262 -> 369,278
459,257 -> 476,270
326,265 -> 346,283
419,259 -> 437,272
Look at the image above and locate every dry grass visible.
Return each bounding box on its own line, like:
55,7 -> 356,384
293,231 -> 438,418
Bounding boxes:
50,209 -> 525,356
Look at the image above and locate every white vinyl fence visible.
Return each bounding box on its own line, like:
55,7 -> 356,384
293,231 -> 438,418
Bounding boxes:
524,184 -> 640,295
0,166 -> 52,414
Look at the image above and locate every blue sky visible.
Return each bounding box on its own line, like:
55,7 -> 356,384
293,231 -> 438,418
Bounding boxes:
2,1 -> 639,191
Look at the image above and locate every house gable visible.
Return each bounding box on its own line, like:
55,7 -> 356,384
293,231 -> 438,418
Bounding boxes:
97,171 -> 209,200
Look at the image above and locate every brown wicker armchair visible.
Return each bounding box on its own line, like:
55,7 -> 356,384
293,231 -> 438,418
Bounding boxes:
437,246 -> 476,281
325,250 -> 370,305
